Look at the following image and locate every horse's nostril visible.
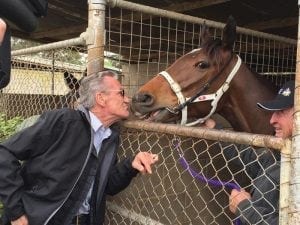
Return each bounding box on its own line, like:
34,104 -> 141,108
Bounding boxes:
132,93 -> 154,105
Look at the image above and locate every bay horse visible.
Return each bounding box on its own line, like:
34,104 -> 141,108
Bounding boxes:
130,16 -> 277,135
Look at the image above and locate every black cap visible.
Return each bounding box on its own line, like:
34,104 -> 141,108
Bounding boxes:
257,80 -> 295,111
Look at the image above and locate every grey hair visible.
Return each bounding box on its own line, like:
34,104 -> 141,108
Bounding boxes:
78,70 -> 118,109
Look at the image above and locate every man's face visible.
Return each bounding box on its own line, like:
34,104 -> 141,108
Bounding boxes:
101,76 -> 130,119
270,107 -> 294,138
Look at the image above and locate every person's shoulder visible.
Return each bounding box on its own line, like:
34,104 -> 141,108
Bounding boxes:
41,108 -> 82,121
41,107 -> 73,115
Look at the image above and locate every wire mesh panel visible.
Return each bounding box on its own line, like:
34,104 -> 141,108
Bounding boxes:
105,125 -> 281,225
105,6 -> 296,97
234,34 -> 295,85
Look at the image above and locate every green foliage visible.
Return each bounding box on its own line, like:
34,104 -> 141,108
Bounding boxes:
0,202 -> 2,220
11,37 -> 40,50
0,114 -> 24,142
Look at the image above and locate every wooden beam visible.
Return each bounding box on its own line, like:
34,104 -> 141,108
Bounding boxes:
166,0 -> 230,12
109,0 -> 230,28
30,24 -> 86,39
244,17 -> 298,31
48,3 -> 87,21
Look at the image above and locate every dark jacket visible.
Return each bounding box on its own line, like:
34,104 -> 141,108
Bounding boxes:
0,26 -> 11,89
223,143 -> 280,225
0,107 -> 138,225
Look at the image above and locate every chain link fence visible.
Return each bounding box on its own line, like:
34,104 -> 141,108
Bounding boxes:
1,44 -> 86,118
104,121 -> 284,225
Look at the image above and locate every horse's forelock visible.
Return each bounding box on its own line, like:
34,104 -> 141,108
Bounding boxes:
201,38 -> 223,67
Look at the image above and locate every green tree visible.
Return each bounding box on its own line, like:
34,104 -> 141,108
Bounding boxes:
0,114 -> 24,142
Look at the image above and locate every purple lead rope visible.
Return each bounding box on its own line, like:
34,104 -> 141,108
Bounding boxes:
172,138 -> 241,225
178,157 -> 240,190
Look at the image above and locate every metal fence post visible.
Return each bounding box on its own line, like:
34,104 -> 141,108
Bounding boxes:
86,0 -> 106,75
288,1 -> 300,223
279,140 -> 291,225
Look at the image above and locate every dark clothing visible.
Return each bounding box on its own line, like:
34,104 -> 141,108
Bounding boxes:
223,143 -> 280,225
47,145 -> 100,225
0,107 -> 139,225
0,26 -> 10,89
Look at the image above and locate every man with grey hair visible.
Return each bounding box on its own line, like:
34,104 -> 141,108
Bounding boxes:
0,70 -> 159,225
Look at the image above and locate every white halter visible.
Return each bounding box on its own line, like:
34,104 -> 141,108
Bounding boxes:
159,55 -> 242,126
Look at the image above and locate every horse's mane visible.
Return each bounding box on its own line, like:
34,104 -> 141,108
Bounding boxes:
201,38 -> 278,92
250,68 -> 279,92
201,38 -> 226,69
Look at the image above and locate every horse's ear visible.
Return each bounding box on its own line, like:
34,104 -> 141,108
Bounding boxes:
222,16 -> 236,50
201,22 -> 212,45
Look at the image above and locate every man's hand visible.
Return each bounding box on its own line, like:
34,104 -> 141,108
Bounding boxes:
198,118 -> 216,129
229,189 -> 251,214
132,152 -> 159,174
11,215 -> 28,225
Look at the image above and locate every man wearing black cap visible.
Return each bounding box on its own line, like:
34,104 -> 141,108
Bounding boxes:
228,80 -> 295,224
257,80 -> 294,139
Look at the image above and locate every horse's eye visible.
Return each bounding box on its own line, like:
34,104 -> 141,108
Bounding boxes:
195,61 -> 209,69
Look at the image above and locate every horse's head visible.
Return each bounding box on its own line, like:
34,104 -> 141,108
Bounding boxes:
131,16 -> 239,125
